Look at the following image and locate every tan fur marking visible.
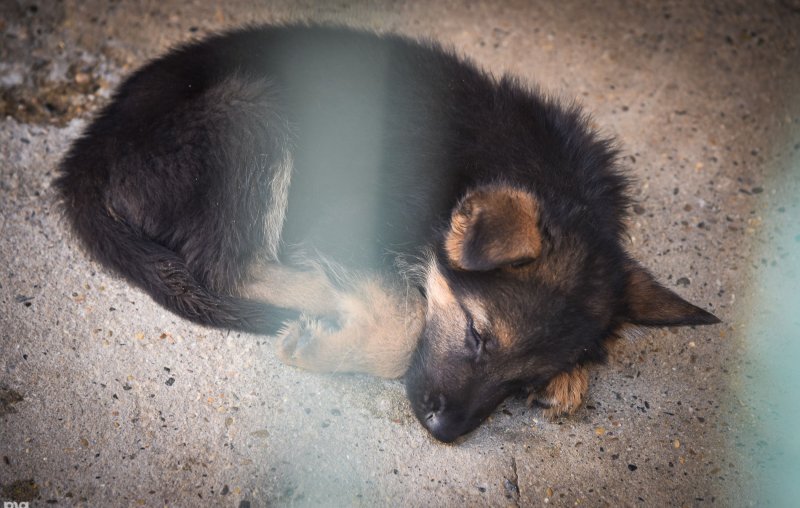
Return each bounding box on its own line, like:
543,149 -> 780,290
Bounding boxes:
262,150 -> 293,260
421,259 -> 468,357
489,317 -> 516,349
462,296 -> 521,349
242,263 -> 340,316
444,210 -> 471,268
276,277 -> 425,378
529,365 -> 589,419
462,296 -> 488,328
425,261 -> 456,309
445,185 -> 542,271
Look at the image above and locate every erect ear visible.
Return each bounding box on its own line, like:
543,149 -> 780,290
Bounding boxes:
444,185 -> 542,271
623,261 -> 720,326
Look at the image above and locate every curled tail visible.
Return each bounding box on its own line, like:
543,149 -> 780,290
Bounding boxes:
55,171 -> 298,335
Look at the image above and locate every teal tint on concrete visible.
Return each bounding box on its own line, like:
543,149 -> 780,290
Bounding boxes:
741,148 -> 800,506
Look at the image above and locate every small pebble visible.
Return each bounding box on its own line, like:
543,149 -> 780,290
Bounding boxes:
74,72 -> 90,84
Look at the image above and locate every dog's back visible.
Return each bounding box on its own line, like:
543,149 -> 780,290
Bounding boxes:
57,24 -> 623,319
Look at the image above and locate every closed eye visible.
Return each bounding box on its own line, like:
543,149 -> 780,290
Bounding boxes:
508,257 -> 535,269
466,314 -> 484,354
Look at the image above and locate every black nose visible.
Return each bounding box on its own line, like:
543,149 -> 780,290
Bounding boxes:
420,393 -> 461,443
422,393 -> 446,425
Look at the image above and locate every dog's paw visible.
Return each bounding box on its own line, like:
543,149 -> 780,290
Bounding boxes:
527,365 -> 589,419
275,315 -> 340,370
273,282 -> 424,378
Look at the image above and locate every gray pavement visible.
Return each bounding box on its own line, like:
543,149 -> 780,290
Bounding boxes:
2,1 -> 799,506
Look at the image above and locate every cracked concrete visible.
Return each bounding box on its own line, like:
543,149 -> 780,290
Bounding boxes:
2,0 -> 799,506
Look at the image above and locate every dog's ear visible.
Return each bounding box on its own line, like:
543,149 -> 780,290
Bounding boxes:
623,261 -> 720,326
445,185 -> 542,271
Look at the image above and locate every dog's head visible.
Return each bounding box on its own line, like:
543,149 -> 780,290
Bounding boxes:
405,184 -> 719,442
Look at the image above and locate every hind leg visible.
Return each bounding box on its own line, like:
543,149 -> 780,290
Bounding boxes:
276,276 -> 425,379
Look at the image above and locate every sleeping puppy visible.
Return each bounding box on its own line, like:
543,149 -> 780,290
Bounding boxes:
56,24 -> 719,443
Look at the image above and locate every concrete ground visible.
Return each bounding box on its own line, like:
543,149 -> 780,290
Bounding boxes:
2,0 -> 799,506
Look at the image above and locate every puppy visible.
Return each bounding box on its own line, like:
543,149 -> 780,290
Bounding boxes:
56,24 -> 719,443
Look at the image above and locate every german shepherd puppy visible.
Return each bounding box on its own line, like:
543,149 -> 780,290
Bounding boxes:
56,24 -> 719,443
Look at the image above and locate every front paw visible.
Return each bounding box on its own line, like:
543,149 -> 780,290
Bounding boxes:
527,365 -> 589,419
